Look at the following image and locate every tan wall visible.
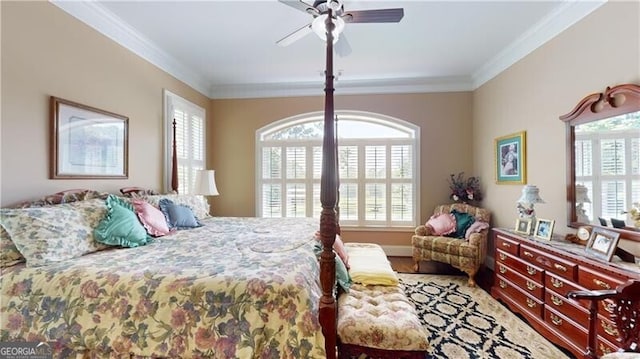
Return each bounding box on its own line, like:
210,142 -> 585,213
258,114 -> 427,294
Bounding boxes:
2,1 -> 639,251
210,92 -> 473,246
0,2 -> 209,206
473,1 -> 640,254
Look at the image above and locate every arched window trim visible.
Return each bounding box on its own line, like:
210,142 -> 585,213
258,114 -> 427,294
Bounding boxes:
256,110 -> 420,229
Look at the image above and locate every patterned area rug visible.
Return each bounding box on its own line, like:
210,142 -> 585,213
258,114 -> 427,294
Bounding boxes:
398,273 -> 572,359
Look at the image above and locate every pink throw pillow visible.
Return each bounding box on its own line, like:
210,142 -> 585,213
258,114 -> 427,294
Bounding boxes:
315,232 -> 350,269
334,234 -> 350,269
426,213 -> 457,236
133,200 -> 171,237
465,221 -> 490,239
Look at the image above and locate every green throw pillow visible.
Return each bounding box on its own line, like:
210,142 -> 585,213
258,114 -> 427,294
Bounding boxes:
313,242 -> 352,292
450,209 -> 476,239
94,195 -> 151,247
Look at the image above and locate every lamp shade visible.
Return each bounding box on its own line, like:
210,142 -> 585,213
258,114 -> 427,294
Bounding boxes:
517,185 -> 544,204
312,14 -> 345,43
194,170 -> 219,196
575,184 -> 591,204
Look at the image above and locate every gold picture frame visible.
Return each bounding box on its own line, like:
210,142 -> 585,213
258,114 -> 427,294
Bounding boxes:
50,96 -> 128,179
534,218 -> 555,240
495,131 -> 526,184
514,218 -> 533,235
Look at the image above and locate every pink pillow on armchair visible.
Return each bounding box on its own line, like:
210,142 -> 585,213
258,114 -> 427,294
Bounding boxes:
425,213 -> 457,236
133,200 -> 172,237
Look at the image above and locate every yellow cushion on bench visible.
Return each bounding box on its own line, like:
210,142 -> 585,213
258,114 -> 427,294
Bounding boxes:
345,243 -> 398,286
337,283 -> 430,351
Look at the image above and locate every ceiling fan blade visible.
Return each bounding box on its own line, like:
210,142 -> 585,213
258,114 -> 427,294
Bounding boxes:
278,0 -> 319,15
335,34 -> 352,57
276,23 -> 313,47
343,8 -> 404,23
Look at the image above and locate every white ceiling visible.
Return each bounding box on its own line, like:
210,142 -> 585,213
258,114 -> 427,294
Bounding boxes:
52,0 -> 605,99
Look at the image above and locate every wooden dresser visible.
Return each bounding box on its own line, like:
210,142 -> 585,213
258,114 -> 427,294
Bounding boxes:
490,228 -> 640,358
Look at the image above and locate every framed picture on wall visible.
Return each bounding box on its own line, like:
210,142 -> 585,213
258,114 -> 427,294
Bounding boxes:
50,96 -> 128,179
495,131 -> 526,184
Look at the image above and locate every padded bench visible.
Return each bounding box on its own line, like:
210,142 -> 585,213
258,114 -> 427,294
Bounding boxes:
337,243 -> 430,358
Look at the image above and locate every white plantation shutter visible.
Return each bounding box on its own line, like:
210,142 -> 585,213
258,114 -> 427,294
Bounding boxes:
576,128 -> 638,222
575,140 -> 593,177
256,112 -> 419,228
164,90 -> 205,194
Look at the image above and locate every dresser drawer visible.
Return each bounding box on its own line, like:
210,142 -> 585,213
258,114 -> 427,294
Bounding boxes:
544,306 -> 587,348
496,275 -> 543,318
496,249 -> 544,283
597,314 -> 622,346
496,262 -> 544,300
578,266 -> 627,291
520,244 -> 578,281
545,272 -> 585,298
495,234 -> 519,256
544,290 -> 588,329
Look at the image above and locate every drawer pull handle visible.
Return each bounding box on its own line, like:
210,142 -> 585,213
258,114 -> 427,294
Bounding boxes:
551,295 -> 563,306
526,266 -> 537,275
554,263 -> 567,272
526,281 -> 536,291
604,302 -> 615,314
499,280 -> 507,289
502,242 -> 511,248
499,265 -> 507,274
526,298 -> 536,308
602,321 -> 619,337
499,253 -> 507,261
550,277 -> 564,288
550,314 -> 563,326
593,279 -> 611,289
523,251 -> 534,258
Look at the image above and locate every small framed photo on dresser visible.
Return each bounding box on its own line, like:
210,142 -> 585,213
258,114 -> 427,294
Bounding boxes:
514,218 -> 533,235
534,218 -> 554,240
585,227 -> 621,262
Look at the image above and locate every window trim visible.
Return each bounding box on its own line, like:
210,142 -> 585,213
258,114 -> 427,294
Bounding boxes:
163,89 -> 206,194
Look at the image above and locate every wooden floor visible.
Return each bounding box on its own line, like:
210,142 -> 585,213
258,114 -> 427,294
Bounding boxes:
387,256 -> 494,293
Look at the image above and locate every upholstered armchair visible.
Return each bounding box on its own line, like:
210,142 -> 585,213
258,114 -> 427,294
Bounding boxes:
412,203 -> 491,286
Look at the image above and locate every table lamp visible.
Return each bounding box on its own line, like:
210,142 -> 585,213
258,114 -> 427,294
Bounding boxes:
575,184 -> 591,224
195,169 -> 219,216
516,185 -> 545,221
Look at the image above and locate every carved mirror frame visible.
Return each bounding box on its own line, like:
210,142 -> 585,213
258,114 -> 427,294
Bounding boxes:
559,83 -> 640,242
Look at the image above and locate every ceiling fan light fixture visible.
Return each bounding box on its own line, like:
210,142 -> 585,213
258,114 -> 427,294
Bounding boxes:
311,14 -> 345,43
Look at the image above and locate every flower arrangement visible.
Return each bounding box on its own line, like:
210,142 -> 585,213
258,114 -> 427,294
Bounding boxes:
448,172 -> 483,203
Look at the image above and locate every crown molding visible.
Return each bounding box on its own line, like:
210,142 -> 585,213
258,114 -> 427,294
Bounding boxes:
472,0 -> 606,88
210,76 -> 474,99
50,0 -> 211,96
51,0 -> 605,99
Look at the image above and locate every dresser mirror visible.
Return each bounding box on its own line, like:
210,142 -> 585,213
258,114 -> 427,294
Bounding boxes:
560,83 -> 640,242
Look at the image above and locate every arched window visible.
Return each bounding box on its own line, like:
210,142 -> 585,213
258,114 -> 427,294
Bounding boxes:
256,110 -> 419,229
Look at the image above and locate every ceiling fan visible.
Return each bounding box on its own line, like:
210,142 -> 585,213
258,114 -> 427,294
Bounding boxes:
276,0 -> 404,56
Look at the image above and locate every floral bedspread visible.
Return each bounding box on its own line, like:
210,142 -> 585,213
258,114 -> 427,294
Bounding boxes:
0,217 -> 326,358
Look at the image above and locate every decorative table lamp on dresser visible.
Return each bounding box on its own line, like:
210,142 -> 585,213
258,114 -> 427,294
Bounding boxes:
195,170 -> 219,215
575,184 -> 592,224
516,184 -> 545,234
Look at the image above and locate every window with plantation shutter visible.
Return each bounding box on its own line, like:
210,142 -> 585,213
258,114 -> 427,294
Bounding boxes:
575,114 -> 639,222
164,90 -> 205,194
256,111 -> 419,229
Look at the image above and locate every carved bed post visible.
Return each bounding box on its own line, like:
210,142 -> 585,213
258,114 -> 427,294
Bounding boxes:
171,118 -> 179,193
319,10 -> 338,359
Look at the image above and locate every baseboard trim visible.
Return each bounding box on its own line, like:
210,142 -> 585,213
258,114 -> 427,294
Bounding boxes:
377,245 -> 495,270
380,245 -> 413,257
